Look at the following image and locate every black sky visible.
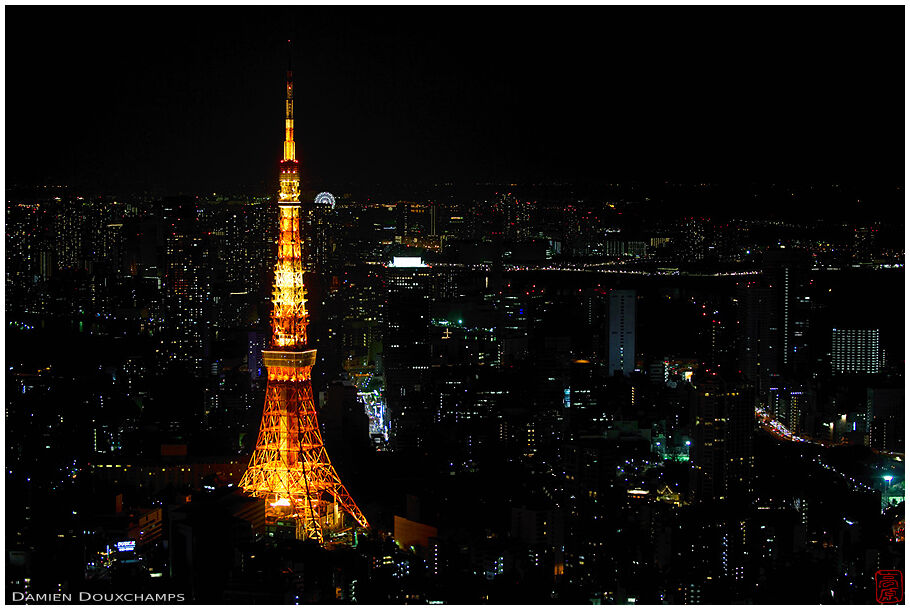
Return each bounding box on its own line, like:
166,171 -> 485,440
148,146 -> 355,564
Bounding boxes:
5,7 -> 905,195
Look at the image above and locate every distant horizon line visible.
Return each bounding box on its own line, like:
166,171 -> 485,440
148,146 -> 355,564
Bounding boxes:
6,178 -> 904,196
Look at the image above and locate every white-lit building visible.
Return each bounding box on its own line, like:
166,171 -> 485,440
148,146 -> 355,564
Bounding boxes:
831,328 -> 881,375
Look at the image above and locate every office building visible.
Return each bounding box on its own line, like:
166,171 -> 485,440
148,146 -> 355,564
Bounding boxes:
607,289 -> 636,376
832,328 -> 882,375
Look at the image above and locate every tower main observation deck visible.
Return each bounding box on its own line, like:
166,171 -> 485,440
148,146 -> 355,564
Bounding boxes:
239,50 -> 369,544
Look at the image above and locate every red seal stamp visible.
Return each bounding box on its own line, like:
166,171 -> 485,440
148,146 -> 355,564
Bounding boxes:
875,570 -> 903,604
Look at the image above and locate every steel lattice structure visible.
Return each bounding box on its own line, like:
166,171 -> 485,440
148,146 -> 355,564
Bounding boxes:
239,48 -> 369,544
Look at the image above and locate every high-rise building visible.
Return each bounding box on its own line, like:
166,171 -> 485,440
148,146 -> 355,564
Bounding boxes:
832,328 -> 882,375
6,202 -> 44,316
763,250 -> 812,377
500,193 -> 531,241
679,217 -> 707,262
607,289 -> 636,376
384,256 -> 433,449
428,201 -> 439,236
162,198 -> 211,376
736,250 -> 812,412
54,196 -> 85,271
690,375 -> 754,504
395,201 -> 431,238
312,191 -> 335,275
783,385 -> 810,436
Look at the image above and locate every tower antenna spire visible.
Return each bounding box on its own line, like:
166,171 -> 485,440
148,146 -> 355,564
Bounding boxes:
281,39 -> 296,171
287,37 -> 293,72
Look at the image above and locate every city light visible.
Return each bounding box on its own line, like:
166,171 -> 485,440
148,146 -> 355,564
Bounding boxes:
4,10 -> 903,606
115,541 -> 136,552
389,256 -> 427,268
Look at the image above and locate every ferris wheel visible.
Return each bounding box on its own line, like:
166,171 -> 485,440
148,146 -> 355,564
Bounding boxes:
314,191 -> 335,210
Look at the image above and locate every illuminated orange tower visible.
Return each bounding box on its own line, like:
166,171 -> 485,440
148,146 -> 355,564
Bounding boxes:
239,46 -> 369,544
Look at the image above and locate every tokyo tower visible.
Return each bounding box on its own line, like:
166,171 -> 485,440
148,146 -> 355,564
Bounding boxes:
239,46 -> 369,544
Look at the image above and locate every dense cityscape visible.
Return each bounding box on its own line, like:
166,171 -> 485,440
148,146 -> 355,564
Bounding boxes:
7,177 -> 905,603
6,6 -> 905,606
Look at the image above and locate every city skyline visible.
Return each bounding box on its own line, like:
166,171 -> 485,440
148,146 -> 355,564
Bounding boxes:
5,5 -> 905,605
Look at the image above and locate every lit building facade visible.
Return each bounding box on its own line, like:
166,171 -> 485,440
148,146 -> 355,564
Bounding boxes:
384,256 -> 433,449
690,375 -> 754,504
831,328 -> 881,375
162,199 -> 211,376
607,289 -> 636,376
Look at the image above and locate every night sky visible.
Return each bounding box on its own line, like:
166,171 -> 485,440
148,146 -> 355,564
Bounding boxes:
5,7 -> 904,195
